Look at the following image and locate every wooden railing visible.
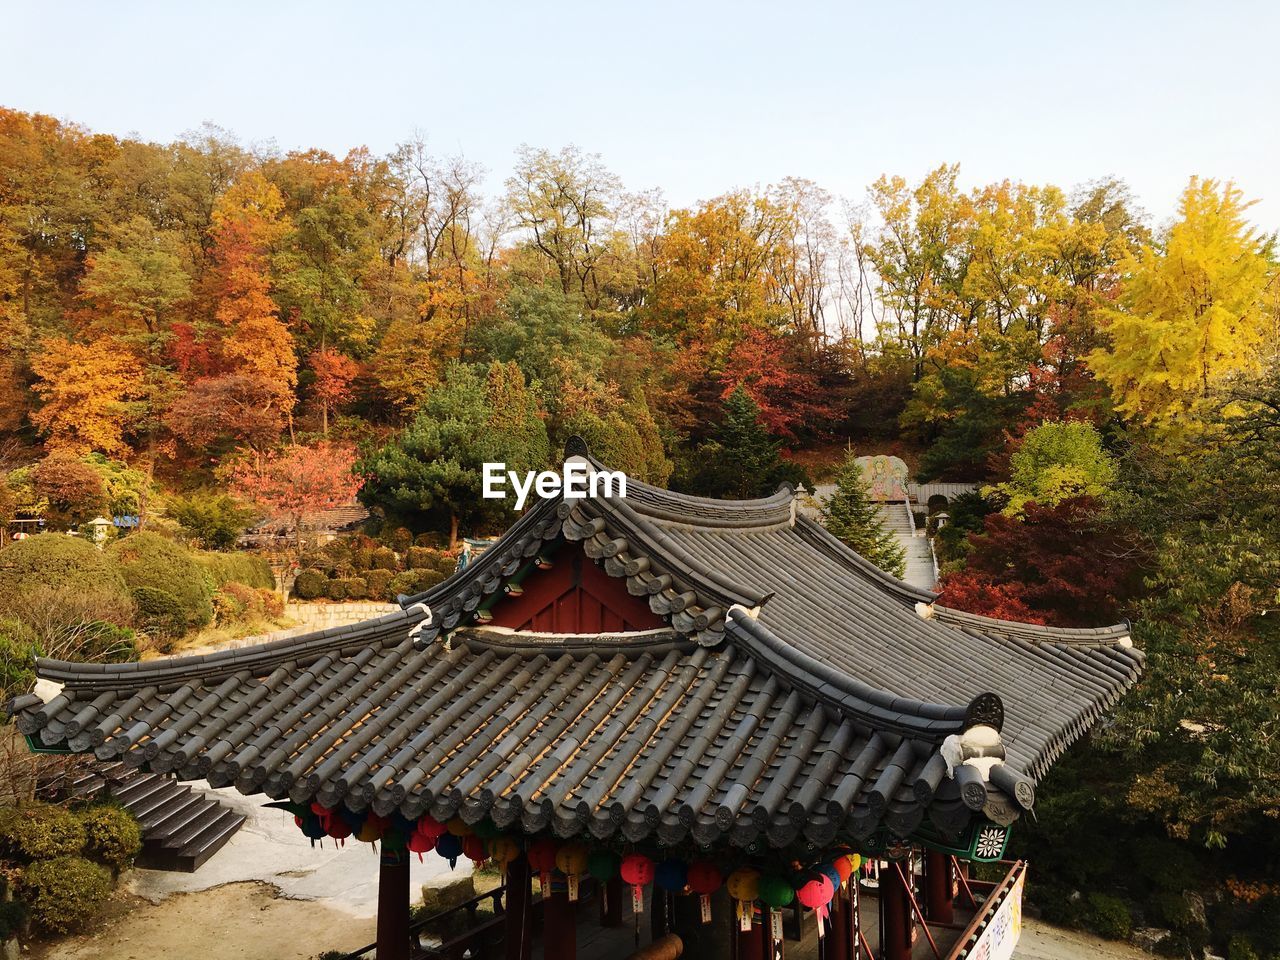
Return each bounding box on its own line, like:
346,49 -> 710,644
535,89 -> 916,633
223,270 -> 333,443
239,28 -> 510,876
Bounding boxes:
335,884 -> 509,960
944,860 -> 1027,960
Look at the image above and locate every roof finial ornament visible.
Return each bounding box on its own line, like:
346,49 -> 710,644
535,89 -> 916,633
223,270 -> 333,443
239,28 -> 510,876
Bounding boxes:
564,435 -> 590,460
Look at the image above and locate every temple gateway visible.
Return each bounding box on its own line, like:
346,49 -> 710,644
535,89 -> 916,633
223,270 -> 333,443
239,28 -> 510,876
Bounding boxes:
9,441 -> 1143,960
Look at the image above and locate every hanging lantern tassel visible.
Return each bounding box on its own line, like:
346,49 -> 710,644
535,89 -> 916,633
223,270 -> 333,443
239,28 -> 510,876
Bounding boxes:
526,839 -> 560,893
619,853 -> 654,915
687,860 -> 721,925
726,866 -> 760,932
770,907 -> 783,942
555,843 -> 590,903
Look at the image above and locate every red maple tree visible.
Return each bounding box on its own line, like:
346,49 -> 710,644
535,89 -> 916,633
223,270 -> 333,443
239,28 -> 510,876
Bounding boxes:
936,497 -> 1142,627
230,443 -> 362,551
718,329 -> 834,441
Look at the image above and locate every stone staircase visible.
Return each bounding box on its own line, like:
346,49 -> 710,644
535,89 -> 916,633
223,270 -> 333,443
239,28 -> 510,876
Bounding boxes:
872,501 -> 938,591
66,763 -> 246,872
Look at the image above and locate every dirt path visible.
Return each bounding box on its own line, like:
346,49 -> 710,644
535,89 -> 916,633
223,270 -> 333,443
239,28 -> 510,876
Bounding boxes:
1017,918 -> 1150,960
34,881 -> 374,960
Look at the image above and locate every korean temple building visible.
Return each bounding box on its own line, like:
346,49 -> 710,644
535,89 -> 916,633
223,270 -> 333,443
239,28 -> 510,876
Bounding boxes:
9,441 -> 1144,960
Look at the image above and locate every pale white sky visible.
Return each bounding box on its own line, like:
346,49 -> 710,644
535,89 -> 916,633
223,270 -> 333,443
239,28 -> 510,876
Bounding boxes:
3,0 -> 1278,231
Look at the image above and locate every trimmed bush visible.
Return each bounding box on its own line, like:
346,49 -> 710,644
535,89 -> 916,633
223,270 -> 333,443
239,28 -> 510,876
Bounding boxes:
0,803 -> 86,861
78,805 -> 141,871
365,569 -> 395,601
298,551 -> 335,576
333,562 -> 355,579
387,527 -> 413,553
108,532 -> 214,633
131,586 -> 189,640
19,856 -> 111,933
212,589 -> 247,622
370,546 -> 398,571
325,579 -> 349,601
196,551 -> 275,590
1084,892 -> 1132,939
387,571 -> 421,600
292,569 -> 328,601
341,577 -> 368,600
351,548 -> 373,572
322,539 -> 352,564
414,531 -> 444,548
0,536 -> 130,619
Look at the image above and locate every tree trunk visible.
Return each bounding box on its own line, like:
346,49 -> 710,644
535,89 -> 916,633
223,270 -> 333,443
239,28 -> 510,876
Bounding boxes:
449,512 -> 459,550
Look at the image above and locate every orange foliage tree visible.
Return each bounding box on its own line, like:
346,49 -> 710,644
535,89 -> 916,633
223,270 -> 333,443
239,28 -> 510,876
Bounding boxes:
308,348 -> 359,435
30,337 -> 143,455
230,443 -> 362,551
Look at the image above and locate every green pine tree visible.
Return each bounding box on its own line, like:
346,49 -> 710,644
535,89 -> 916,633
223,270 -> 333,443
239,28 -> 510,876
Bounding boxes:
822,453 -> 906,578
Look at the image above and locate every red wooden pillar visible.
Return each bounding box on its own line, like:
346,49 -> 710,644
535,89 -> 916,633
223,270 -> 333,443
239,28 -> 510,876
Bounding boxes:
734,906 -> 765,960
376,850 -> 411,960
505,855 -> 533,960
923,850 -> 954,924
879,861 -> 913,960
544,870 -> 577,960
829,884 -> 851,960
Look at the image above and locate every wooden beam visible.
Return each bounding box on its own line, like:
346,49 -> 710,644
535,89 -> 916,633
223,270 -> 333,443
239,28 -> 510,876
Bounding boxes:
544,871 -> 577,960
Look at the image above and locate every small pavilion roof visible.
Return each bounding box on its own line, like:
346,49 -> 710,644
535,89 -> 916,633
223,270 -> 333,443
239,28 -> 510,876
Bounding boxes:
9,443 -> 1142,857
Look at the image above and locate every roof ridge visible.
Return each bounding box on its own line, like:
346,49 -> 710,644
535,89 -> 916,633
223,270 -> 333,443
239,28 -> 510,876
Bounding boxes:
32,607 -> 425,690
929,605 -> 1135,646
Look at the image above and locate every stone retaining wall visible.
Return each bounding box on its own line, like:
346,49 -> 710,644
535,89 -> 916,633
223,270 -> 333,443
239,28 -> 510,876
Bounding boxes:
284,601 -> 400,632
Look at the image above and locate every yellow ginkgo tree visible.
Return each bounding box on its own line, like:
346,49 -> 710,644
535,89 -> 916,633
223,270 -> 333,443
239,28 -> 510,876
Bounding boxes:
1089,177 -> 1278,435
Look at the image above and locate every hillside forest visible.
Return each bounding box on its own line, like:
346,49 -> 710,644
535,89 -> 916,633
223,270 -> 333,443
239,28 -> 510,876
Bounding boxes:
1,106 -> 1279,954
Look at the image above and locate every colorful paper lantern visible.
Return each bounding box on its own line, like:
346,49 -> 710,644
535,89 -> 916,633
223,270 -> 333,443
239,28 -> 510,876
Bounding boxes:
326,817 -> 352,843
833,856 -> 854,886
356,820 -> 383,844
416,815 -> 448,839
300,815 -> 326,843
407,831 -> 435,860
655,858 -> 687,893
436,832 -> 463,868
620,853 -> 655,887
489,836 -> 521,867
364,812 -> 390,835
587,849 -> 620,882
382,829 -> 407,854
758,874 -> 794,909
726,866 -> 761,902
526,839 -> 559,876
472,818 -> 500,839
797,871 -> 835,931
463,835 -> 488,862
687,860 -> 722,896
445,816 -> 473,837
817,864 -> 842,895
555,842 -> 590,877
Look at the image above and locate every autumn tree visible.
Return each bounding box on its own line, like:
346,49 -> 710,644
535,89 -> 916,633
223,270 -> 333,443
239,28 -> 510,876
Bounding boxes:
1089,178 -> 1278,435
30,337 -> 143,455
990,420 -> 1117,516
308,348 -> 359,435
675,387 -> 807,499
821,453 -> 905,577
230,442 -> 362,551
30,452 -> 109,528
209,172 -> 297,419
936,497 -> 1140,627
166,374 -> 287,460
505,145 -> 622,310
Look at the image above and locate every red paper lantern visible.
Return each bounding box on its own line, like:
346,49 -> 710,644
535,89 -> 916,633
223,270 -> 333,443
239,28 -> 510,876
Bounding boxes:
797,874 -> 834,909
526,838 -> 559,875
687,860 -> 722,895
416,816 -> 448,840
407,831 -> 435,859
463,835 -> 487,862
620,853 -> 655,887
327,818 -> 353,842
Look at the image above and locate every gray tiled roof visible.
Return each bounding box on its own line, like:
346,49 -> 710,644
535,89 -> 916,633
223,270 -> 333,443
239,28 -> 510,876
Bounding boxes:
9,450 -> 1142,854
